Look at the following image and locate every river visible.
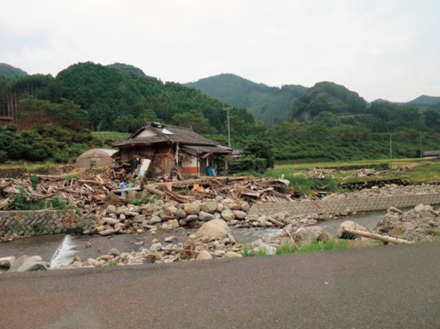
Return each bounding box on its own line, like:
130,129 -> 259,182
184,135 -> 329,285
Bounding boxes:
0,211 -> 386,266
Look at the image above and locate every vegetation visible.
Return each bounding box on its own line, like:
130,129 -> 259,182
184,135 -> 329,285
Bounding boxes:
187,73 -> 307,124
0,63 -> 27,78
243,239 -> 352,257
264,162 -> 440,196
1,62 -> 440,166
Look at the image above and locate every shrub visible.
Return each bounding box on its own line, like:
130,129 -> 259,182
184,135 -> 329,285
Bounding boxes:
0,150 -> 7,164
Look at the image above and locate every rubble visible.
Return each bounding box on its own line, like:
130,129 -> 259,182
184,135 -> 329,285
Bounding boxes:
374,204 -> 440,241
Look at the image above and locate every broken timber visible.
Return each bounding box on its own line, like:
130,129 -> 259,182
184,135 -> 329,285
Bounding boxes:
342,228 -> 413,245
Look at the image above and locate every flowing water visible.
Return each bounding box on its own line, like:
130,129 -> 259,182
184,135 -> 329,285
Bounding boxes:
49,235 -> 78,268
0,211 -> 388,265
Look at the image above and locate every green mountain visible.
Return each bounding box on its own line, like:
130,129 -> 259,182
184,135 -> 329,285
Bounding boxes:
407,95 -> 440,106
291,81 -> 368,120
0,62 -> 253,134
106,63 -> 147,77
0,63 -> 27,78
186,73 -> 307,125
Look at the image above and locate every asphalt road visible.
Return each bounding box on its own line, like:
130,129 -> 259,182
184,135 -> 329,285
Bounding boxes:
1,242 -> 439,329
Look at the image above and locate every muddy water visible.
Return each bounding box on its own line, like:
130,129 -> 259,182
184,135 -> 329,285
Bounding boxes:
0,227 -> 282,263
0,211 -> 388,265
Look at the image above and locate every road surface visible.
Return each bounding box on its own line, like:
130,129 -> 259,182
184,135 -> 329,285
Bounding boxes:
0,242 -> 439,329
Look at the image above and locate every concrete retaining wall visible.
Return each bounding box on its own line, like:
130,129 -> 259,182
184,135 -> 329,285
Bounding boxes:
0,210 -> 95,242
250,194 -> 440,216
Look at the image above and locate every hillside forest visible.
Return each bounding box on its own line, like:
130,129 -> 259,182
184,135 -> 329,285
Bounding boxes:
1,62 -> 440,167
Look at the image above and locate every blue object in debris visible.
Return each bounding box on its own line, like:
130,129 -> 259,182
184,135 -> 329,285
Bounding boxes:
120,182 -> 125,190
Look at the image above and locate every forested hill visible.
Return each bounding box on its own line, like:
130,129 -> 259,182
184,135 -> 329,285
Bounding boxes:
407,95 -> 440,106
106,63 -> 147,77
186,73 -> 307,125
0,63 -> 27,78
290,81 -> 368,120
0,62 -> 255,134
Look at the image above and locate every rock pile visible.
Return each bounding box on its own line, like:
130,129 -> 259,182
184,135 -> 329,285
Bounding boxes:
92,198 -> 254,236
374,204 -> 440,241
322,184 -> 440,201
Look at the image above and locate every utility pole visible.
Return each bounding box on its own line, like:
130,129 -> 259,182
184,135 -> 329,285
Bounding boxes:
227,107 -> 231,148
419,137 -> 423,158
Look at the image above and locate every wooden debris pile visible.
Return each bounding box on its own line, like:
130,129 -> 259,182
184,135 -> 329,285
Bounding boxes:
149,176 -> 293,204
0,173 -> 116,211
0,172 -> 294,213
305,168 -> 336,179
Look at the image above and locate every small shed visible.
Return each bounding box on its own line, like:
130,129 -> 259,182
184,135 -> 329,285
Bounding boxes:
76,149 -> 117,169
423,151 -> 440,159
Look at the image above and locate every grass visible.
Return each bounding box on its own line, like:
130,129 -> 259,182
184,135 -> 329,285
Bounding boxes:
264,160 -> 440,195
243,239 -> 352,257
105,261 -> 118,268
92,131 -> 129,146
273,157 -> 430,170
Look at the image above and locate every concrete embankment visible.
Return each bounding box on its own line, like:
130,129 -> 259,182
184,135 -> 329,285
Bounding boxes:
250,193 -> 440,216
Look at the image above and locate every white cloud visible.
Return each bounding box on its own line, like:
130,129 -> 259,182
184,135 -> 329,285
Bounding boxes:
0,0 -> 438,102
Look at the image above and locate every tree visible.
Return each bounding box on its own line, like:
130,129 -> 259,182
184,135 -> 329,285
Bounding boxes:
315,111 -> 340,127
172,110 -> 209,133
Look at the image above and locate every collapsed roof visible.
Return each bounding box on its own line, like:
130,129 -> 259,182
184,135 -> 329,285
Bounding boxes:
113,122 -> 220,147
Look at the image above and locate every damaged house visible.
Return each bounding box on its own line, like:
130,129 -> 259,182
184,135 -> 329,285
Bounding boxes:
113,122 -> 232,177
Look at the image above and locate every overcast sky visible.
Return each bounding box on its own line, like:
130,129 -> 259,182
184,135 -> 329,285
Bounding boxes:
1,0 -> 439,102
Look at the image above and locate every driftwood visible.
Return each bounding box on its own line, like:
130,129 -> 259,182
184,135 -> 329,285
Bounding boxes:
343,228 -> 413,245
0,198 -> 10,210
79,180 -> 104,185
144,186 -> 165,196
267,216 -> 284,227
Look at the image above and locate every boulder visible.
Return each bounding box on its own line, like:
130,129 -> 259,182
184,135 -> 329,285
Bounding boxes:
233,210 -> 247,220
199,211 -> 214,221
10,255 -> 46,273
0,256 -> 15,269
109,248 -> 121,257
186,215 -> 199,222
184,203 -> 200,215
133,215 -> 147,223
295,227 -> 324,243
196,250 -> 213,260
150,243 -> 163,253
103,218 -> 119,226
257,216 -> 268,227
225,251 -> 242,258
217,203 -> 224,212
168,219 -> 179,229
164,206 -> 178,216
415,204 -> 433,214
196,219 -> 233,241
200,201 -> 218,214
338,221 -> 367,239
17,262 -> 47,273
176,209 -> 187,218
221,209 -> 235,221
164,236 -> 175,243
226,202 -> 242,210
154,200 -> 164,208
149,216 -> 162,225
99,228 -> 115,236
106,205 -> 116,214
241,202 -> 250,212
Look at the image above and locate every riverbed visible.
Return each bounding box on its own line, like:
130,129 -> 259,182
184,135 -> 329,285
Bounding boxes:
0,211 -> 386,265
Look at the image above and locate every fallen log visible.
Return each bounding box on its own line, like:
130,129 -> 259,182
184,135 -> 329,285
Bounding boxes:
342,228 -> 413,245
79,180 -> 104,185
144,186 -> 165,196
267,216 -> 284,227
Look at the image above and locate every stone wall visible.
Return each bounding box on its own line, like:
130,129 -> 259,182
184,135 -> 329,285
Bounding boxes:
250,194 -> 440,216
0,210 -> 95,242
